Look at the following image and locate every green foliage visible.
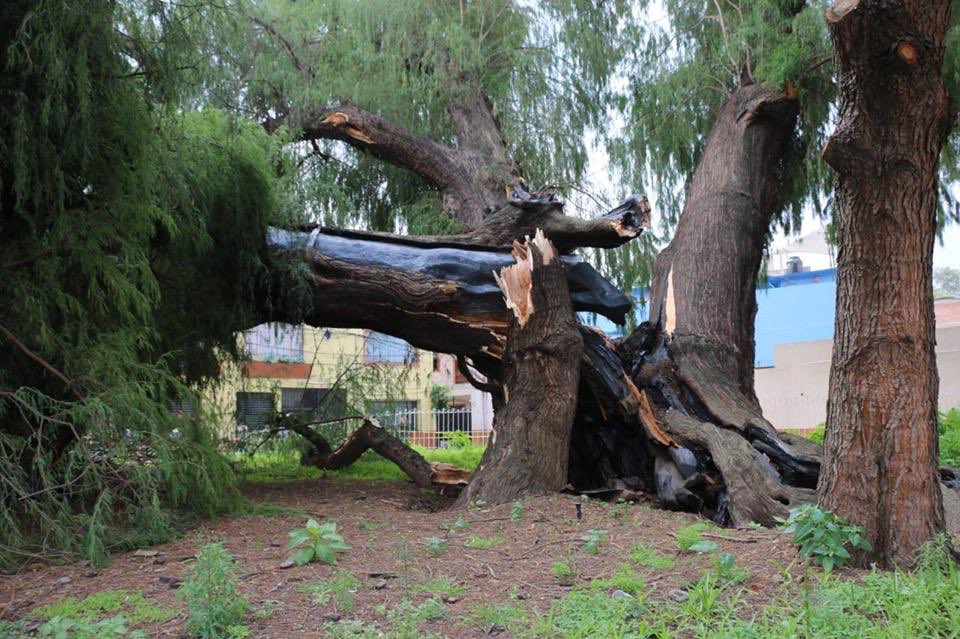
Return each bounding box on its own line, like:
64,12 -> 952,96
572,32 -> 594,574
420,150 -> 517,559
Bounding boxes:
0,1 -> 288,567
939,408 -> 960,465
34,589 -> 175,626
676,522 -> 720,553
464,535 -> 505,550
412,576 -> 465,598
33,616 -> 146,639
614,0 -> 835,239
424,536 -> 449,555
177,542 -> 249,639
299,571 -> 361,611
588,564 -> 647,597
580,529 -> 607,555
286,518 -> 350,565
510,499 -> 525,523
713,552 -> 752,586
552,561 -> 575,579
807,424 -> 826,445
779,505 -> 871,572
386,597 -> 447,638
193,0 -> 626,237
468,601 -> 530,635
442,430 -> 473,449
630,543 -> 676,570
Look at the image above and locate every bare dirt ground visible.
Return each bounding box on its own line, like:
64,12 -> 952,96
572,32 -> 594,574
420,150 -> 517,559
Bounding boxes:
0,478 -> 810,638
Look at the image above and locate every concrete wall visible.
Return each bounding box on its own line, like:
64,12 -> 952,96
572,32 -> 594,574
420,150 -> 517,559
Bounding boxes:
756,324 -> 960,430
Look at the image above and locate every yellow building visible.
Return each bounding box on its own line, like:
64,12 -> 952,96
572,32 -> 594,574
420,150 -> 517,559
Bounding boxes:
207,323 -> 466,447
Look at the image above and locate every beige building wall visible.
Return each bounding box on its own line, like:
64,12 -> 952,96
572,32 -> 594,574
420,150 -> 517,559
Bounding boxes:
206,326 -> 434,438
756,322 -> 960,430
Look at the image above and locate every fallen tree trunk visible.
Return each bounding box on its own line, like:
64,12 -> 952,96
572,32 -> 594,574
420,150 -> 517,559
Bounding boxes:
296,417 -> 471,489
455,231 -> 583,505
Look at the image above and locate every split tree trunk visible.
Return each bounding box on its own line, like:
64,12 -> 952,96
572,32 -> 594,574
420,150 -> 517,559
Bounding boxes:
819,0 -> 957,568
456,231 -> 583,505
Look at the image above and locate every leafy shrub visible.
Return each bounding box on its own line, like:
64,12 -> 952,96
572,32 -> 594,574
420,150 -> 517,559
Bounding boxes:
287,518 -> 350,565
779,504 -> 871,571
713,552 -> 751,585
177,542 -> 248,639
442,430 -> 472,449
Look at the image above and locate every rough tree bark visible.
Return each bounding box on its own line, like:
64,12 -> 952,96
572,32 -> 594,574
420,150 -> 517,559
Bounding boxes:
819,0 -> 957,568
648,82 -> 799,412
455,231 -> 583,505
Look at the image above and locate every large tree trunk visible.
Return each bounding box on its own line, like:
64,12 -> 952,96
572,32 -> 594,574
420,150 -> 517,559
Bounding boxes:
819,0 -> 957,569
456,231 -> 583,505
648,82 -> 798,410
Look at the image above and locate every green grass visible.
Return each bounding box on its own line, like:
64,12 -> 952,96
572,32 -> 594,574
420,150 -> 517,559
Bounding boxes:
461,536 -> 960,639
630,543 -> 676,570
299,571 -> 361,611
237,446 -> 484,484
463,534 -> 505,549
412,576 -> 465,597
33,589 -> 176,625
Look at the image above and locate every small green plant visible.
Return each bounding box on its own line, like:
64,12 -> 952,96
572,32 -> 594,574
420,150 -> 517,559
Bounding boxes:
464,534 -> 505,549
806,423 -> 826,444
676,522 -> 719,553
510,498 -> 525,523
779,504 -> 871,571
300,571 -> 361,611
468,498 -> 488,511
713,552 -> 751,585
440,514 -> 470,532
580,529 -> 607,554
357,517 -> 386,530
610,499 -> 630,519
552,560 -> 574,579
468,601 -> 529,634
177,542 -> 249,639
425,535 -> 449,555
286,518 -> 350,565
629,543 -> 676,570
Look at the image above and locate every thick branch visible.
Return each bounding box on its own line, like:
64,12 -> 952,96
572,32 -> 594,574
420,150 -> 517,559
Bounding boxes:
297,195 -> 651,255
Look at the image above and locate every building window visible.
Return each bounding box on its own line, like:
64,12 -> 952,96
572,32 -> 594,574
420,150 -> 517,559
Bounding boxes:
364,332 -> 417,364
236,392 -> 274,429
367,400 -> 418,431
244,323 -> 304,363
281,387 -> 348,419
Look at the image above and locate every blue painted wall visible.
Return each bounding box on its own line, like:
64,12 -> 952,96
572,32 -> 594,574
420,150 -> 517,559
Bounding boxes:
580,268 -> 838,368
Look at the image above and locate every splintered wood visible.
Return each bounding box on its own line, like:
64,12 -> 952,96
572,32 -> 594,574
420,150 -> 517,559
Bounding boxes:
493,229 -> 556,327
